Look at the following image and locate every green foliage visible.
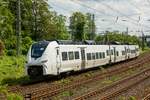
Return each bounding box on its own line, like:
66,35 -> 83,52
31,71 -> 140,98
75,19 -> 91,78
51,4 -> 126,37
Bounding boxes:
7,93 -> 23,100
0,56 -> 25,85
0,56 -> 25,99
69,12 -> 96,41
70,12 -> 86,41
95,32 -> 140,45
21,36 -> 33,55
129,96 -> 136,100
61,91 -> 73,97
0,0 -> 14,40
85,13 -> 96,40
0,0 -> 69,56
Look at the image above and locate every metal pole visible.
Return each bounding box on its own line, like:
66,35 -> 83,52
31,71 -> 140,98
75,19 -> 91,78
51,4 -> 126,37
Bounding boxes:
91,14 -> 95,40
33,0 -> 37,41
142,31 -> 145,51
17,0 -> 21,56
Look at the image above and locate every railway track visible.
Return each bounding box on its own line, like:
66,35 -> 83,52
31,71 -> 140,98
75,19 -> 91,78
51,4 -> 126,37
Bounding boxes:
143,94 -> 150,100
73,67 -> 150,100
24,55 -> 150,99
8,52 -> 150,99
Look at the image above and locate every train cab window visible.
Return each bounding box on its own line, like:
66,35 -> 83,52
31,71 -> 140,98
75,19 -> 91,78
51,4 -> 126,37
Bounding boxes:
75,51 -> 79,59
92,53 -> 96,60
62,52 -> 68,61
68,52 -> 74,60
87,53 -> 92,60
31,41 -> 49,59
96,52 -> 99,59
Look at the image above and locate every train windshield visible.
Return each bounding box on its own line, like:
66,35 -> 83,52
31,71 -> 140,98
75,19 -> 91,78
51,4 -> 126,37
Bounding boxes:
31,41 -> 49,58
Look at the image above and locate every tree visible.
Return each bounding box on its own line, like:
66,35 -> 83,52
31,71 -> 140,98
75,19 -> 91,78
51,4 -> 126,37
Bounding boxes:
95,32 -> 141,45
69,12 -> 96,41
0,0 -> 15,55
1,0 -> 69,55
70,12 -> 86,41
85,13 -> 96,40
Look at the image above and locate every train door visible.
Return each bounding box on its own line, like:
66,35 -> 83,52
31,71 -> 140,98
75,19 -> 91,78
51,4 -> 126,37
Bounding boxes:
80,48 -> 86,70
135,47 -> 137,57
109,45 -> 112,64
113,47 -> 116,62
125,46 -> 127,60
56,47 -> 61,74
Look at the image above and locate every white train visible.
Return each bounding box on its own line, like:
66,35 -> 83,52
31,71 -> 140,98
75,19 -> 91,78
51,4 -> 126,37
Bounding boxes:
25,40 -> 140,77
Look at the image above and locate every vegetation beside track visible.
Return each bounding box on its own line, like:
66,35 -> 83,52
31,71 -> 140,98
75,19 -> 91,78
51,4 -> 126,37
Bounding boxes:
0,56 -> 26,99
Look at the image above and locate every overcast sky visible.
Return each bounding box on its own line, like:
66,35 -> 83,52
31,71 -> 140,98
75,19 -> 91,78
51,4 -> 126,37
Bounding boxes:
48,0 -> 150,36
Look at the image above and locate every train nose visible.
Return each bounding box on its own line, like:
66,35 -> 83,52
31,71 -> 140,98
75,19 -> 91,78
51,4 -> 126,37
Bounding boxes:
28,66 -> 43,77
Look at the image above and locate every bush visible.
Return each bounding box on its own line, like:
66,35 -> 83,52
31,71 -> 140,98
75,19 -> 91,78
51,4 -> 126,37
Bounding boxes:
0,40 -> 5,56
6,50 -> 16,56
22,36 -> 33,55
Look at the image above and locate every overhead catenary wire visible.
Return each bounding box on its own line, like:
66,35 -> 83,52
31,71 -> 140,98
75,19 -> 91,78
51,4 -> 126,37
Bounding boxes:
71,0 -> 150,29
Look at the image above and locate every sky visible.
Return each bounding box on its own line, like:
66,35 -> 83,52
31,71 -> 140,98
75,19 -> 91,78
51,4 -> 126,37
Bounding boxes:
48,0 -> 150,36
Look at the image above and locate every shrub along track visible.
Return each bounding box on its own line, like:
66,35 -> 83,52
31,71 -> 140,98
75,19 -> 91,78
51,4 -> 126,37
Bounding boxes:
8,52 -> 150,100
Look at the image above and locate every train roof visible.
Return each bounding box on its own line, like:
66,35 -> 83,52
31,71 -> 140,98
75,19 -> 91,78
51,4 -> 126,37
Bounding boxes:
37,40 -> 137,45
55,40 -> 134,45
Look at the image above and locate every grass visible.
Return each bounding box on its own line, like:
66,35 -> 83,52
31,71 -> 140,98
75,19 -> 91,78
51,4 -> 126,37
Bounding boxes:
140,47 -> 150,54
0,55 -> 27,99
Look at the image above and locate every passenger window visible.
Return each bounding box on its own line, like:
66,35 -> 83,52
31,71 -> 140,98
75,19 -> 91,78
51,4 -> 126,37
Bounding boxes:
122,51 -> 125,55
106,50 -> 110,56
92,53 -> 96,60
68,52 -> 74,60
62,52 -> 68,61
87,53 -> 91,60
116,51 -> 119,56
75,51 -> 79,59
103,52 -> 105,58
111,50 -> 113,55
99,52 -> 102,59
96,52 -> 99,59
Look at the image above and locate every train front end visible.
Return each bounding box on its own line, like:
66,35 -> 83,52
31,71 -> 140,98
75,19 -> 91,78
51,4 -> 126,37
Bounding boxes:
25,41 -> 50,78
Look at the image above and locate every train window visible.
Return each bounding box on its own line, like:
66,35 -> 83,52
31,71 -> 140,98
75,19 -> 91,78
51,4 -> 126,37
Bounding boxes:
62,52 -> 68,61
31,42 -> 49,58
127,49 -> 130,53
96,52 -> 99,59
103,52 -> 105,58
87,53 -> 91,60
111,50 -> 113,55
68,52 -> 74,60
92,53 -> 96,60
122,51 -> 125,55
99,52 -> 102,59
106,50 -> 110,56
75,51 -> 79,59
116,51 -> 119,56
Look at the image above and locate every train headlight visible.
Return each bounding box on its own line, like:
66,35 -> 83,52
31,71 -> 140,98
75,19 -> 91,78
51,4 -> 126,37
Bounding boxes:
41,60 -> 48,63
